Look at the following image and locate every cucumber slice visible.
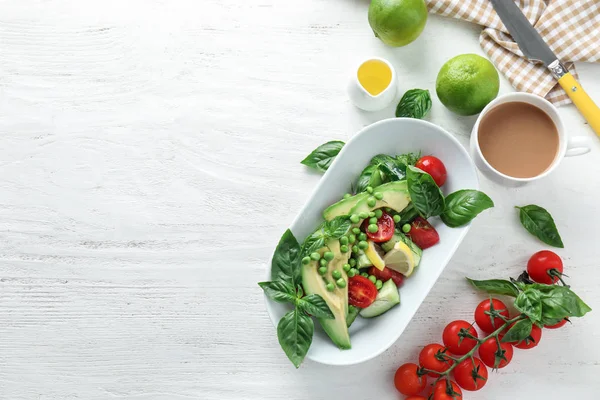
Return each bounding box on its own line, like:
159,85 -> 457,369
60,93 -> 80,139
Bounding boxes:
356,250 -> 373,269
359,279 -> 400,318
346,305 -> 360,327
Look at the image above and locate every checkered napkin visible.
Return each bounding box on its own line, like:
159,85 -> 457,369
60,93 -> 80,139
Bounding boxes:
427,0 -> 600,105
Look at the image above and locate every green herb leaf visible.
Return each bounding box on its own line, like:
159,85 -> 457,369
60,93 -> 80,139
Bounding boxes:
395,89 -> 432,119
501,318 -> 533,343
325,215 -> 352,239
441,190 -> 494,227
371,154 -> 406,181
527,284 -> 592,322
356,163 -> 385,193
301,229 -> 327,257
258,281 -> 296,304
514,289 -> 543,323
277,309 -> 314,368
271,229 -> 302,287
467,278 -> 520,297
300,141 -> 345,172
297,294 -> 335,319
396,152 -> 420,173
516,205 -> 564,248
406,165 -> 445,219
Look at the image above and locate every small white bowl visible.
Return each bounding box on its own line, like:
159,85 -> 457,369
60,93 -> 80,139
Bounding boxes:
347,57 -> 397,112
264,118 -> 479,366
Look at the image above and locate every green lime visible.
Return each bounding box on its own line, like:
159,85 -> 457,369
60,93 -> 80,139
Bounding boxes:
368,0 -> 428,47
435,54 -> 500,116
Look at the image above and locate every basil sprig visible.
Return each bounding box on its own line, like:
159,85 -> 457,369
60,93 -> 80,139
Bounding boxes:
301,141 -> 345,172
441,190 -> 494,227
406,165 -> 445,219
467,278 -> 520,297
501,318 -> 533,343
516,205 -> 564,248
356,152 -> 419,193
395,89 -> 432,119
259,229 -> 334,368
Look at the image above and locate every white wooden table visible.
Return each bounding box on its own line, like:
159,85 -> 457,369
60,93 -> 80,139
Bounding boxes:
1,1 -> 599,399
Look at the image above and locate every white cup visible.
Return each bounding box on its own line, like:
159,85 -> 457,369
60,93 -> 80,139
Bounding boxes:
470,92 -> 591,186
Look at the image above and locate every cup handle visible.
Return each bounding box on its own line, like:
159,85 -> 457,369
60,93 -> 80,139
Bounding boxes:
565,136 -> 592,157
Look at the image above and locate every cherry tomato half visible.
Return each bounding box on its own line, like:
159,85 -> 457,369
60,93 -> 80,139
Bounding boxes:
363,211 -> 395,243
478,337 -> 513,369
453,357 -> 488,391
474,298 -> 509,333
347,275 -> 378,308
368,266 -> 404,287
513,323 -> 542,349
545,318 -> 568,329
406,217 -> 440,249
418,343 -> 454,377
393,363 -> 427,396
415,156 -> 447,187
527,250 -> 563,284
431,380 -> 462,400
442,320 -> 478,356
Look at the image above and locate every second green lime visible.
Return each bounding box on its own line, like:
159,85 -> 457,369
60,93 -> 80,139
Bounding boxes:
436,54 -> 500,116
368,0 -> 428,47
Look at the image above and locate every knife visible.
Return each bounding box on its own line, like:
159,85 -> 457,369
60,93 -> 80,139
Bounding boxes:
489,0 -> 600,136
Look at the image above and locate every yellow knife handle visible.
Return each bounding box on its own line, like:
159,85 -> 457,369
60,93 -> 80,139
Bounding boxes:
557,72 -> 600,137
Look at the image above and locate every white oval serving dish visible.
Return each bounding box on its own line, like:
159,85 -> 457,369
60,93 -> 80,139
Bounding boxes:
265,118 -> 479,366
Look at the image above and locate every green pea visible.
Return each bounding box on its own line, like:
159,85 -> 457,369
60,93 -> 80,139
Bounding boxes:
350,214 -> 360,224
368,211 -> 376,218
336,278 -> 346,288
326,283 -> 335,292
358,232 -> 367,241
349,258 -> 357,267
343,193 -> 351,199
347,269 -> 356,278
402,223 -> 411,233
367,197 -> 377,207
368,224 -> 379,233
310,252 -> 321,261
332,270 -> 342,279
318,266 -> 327,275
350,268 -> 359,276
376,280 -> 383,290
340,236 -> 349,245
366,186 -> 373,193
385,207 -> 392,213
340,244 -> 349,253
348,234 -> 356,244
352,245 -> 359,253
358,241 -> 368,250
393,214 -> 401,223
368,275 -> 377,284
342,263 -> 351,272
320,259 -> 328,267
359,212 -> 369,219
374,209 -> 383,219
361,272 -> 369,278
374,192 -> 383,200
352,227 -> 361,235
369,217 -> 378,224
323,251 -> 334,261
302,256 -> 311,265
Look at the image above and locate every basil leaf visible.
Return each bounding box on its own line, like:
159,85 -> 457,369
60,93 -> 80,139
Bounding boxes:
301,229 -> 326,257
406,166 -> 445,218
501,318 -> 533,343
277,309 -> 314,368
467,278 -> 520,297
356,163 -> 385,193
514,289 -> 543,323
516,205 -> 564,248
396,152 -> 420,173
258,281 -> 296,304
395,89 -> 432,119
325,215 -> 351,239
371,154 -> 406,181
300,141 -> 345,172
527,284 -> 592,321
441,190 -> 494,227
297,294 -> 335,319
271,229 -> 302,286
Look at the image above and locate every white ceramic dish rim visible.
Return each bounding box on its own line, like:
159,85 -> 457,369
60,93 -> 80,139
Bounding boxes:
263,118 -> 479,366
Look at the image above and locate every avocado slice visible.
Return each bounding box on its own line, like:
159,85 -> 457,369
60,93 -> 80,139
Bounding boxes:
359,279 -> 400,318
349,181 -> 410,216
301,239 -> 351,349
381,231 -> 423,267
323,192 -> 368,221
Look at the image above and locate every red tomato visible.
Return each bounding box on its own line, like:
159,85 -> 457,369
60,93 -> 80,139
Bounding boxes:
431,380 -> 462,400
527,250 -> 563,284
415,156 -> 447,187
418,343 -> 454,377
363,212 -> 395,243
347,275 -> 378,308
513,324 -> 542,349
406,217 -> 440,249
405,397 -> 427,400
478,337 -> 513,369
393,363 -> 427,396
545,318 -> 568,329
368,266 -> 404,287
442,320 -> 478,355
474,298 -> 509,333
453,358 -> 488,391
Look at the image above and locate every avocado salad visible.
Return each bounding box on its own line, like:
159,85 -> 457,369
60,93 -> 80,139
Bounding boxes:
260,152 -> 494,367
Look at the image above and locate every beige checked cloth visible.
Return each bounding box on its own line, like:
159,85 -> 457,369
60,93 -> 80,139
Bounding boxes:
426,0 -> 600,106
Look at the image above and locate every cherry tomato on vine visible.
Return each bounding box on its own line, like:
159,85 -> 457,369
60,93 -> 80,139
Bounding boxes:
415,155 -> 447,187
368,266 -> 404,287
362,212 -> 395,243
545,318 -> 568,329
348,276 -> 378,308
442,320 -> 478,355
453,357 -> 488,391
418,343 -> 454,377
393,363 -> 427,396
431,380 -> 463,400
478,337 -> 513,369
513,324 -> 542,349
474,298 -> 509,333
527,250 -> 563,284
